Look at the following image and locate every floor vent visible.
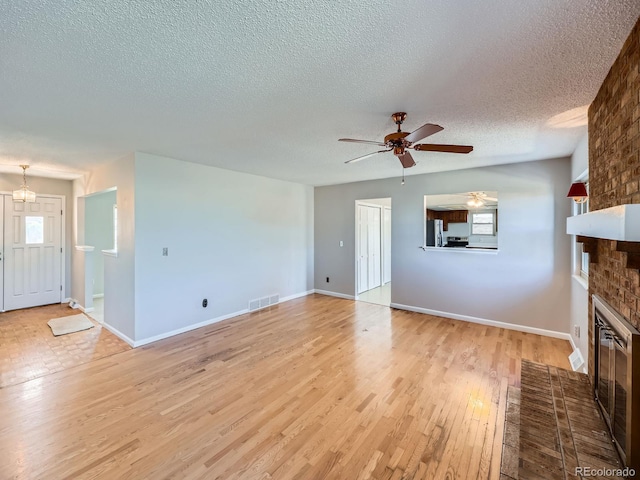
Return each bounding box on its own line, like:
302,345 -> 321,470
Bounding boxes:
249,294 -> 280,312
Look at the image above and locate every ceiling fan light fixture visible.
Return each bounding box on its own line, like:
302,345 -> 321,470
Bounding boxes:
467,193 -> 484,208
13,165 -> 36,203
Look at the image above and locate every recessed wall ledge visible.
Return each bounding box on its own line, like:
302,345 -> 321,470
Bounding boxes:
566,204 -> 640,241
102,249 -> 118,258
75,245 -> 95,252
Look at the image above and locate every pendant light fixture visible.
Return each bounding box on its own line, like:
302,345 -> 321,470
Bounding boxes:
13,165 -> 36,203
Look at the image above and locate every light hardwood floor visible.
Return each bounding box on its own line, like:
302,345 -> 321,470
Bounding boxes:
0,303 -> 130,388
0,294 -> 571,479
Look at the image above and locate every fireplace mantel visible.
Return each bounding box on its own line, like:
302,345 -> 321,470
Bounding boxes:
566,204 -> 640,241
567,205 -> 640,269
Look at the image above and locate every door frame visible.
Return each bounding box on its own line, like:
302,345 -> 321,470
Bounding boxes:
354,200 -> 384,298
0,191 -> 66,311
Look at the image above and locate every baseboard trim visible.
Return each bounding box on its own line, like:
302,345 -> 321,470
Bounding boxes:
68,299 -> 94,314
134,308 -> 249,347
133,289 -> 315,348
389,302 -> 573,343
101,322 -> 136,347
314,289 -> 355,300
279,290 -> 315,303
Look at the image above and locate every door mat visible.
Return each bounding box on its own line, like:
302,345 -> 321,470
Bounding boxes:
47,314 -> 95,336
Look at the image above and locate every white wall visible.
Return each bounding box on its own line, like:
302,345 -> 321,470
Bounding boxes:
0,174 -> 73,298
72,154 -> 135,341
85,190 -> 117,295
133,152 -> 314,342
315,157 -> 573,335
569,133 -> 589,367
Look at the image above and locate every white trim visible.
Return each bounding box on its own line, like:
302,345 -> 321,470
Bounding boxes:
389,302 -> 573,342
68,300 -> 94,313
279,290 -> 314,302
102,249 -> 118,257
572,274 -> 588,290
75,245 -> 95,251
101,322 -> 135,347
422,247 -> 499,254
134,308 -> 250,347
93,293 -> 104,299
314,289 -> 356,300
131,290 -> 315,348
567,204 -> 640,241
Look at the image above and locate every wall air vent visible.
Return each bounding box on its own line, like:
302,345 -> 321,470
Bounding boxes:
249,299 -> 260,311
249,294 -> 279,312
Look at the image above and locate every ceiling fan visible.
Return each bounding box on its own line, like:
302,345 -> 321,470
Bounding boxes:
339,112 -> 473,168
467,192 -> 497,208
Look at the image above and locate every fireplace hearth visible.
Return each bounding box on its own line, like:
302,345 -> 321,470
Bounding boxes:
593,295 -> 640,471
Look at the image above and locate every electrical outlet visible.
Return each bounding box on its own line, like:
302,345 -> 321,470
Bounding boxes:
202,299 -> 208,308
574,325 -> 580,338
326,277 -> 329,283
162,247 -> 168,256
339,241 -> 343,247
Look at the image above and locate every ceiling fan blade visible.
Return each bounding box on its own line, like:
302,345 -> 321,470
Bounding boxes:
413,144 -> 473,154
404,123 -> 443,144
398,151 -> 416,168
345,149 -> 391,164
339,138 -> 386,146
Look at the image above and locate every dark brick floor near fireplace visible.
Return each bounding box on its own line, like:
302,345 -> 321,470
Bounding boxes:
501,360 -> 627,480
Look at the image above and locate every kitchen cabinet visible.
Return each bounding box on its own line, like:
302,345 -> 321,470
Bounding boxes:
426,209 -> 468,230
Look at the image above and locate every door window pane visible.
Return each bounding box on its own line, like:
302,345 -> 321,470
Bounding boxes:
25,216 -> 44,244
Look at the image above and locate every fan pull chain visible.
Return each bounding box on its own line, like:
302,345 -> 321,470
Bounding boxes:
401,168 -> 405,185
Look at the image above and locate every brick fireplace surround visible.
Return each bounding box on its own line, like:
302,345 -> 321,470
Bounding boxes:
588,16 -> 640,382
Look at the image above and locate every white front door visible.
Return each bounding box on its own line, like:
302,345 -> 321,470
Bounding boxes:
3,195 -> 63,311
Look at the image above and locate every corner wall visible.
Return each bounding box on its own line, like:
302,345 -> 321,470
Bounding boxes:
133,152 -> 314,342
588,17 -> 640,378
315,157 -> 572,335
72,154 -> 135,341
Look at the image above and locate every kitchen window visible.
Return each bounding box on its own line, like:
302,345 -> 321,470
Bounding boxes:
471,212 -> 495,235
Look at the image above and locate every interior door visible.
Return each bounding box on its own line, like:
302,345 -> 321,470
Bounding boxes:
3,195 -> 63,311
357,204 -> 369,294
383,207 -> 391,284
367,206 -> 381,290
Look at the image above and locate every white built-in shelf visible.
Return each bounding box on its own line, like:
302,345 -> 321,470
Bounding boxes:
75,245 -> 95,252
566,204 -> 640,241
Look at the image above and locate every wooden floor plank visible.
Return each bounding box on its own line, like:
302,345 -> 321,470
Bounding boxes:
0,294 -> 572,479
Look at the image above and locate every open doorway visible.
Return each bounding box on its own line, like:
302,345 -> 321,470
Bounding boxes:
83,189 -> 117,323
355,198 -> 391,306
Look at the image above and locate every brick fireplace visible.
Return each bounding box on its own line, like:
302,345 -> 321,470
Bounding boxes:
588,16 -> 640,382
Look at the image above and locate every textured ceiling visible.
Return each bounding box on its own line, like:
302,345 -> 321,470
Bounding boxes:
0,1 -> 639,185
